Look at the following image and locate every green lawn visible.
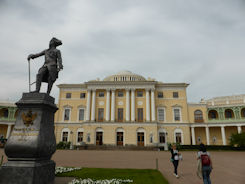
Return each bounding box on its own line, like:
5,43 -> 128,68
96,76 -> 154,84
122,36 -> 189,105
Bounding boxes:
57,168 -> 169,184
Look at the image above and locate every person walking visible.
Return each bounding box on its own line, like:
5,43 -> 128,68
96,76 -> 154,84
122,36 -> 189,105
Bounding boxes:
170,143 -> 181,178
197,143 -> 213,184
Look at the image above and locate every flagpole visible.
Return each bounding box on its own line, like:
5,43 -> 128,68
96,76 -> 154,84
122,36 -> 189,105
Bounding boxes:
28,59 -> 31,92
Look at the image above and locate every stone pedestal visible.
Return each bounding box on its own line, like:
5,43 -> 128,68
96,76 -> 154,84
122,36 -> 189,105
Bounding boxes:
0,93 -> 58,184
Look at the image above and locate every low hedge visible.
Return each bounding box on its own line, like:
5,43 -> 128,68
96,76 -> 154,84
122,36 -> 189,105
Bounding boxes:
178,145 -> 245,151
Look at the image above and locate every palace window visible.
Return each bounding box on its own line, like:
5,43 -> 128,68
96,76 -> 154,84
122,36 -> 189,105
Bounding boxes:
225,109 -> 234,119
175,133 -> 182,144
137,91 -> 143,97
78,108 -> 85,121
98,92 -> 104,97
194,110 -> 203,122
173,108 -> 181,121
159,132 -> 166,143
64,109 -> 70,121
208,110 -> 218,119
62,132 -> 68,142
241,108 -> 245,118
77,132 -> 83,142
80,93 -> 86,99
157,108 -> 165,121
98,108 -> 104,121
118,91 -> 124,97
137,108 -> 143,122
118,108 -> 123,122
158,92 -> 163,98
66,93 -> 71,99
173,92 -> 179,98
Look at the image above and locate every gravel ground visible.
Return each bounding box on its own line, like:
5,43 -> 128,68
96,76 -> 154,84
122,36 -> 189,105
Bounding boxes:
1,149 -> 245,184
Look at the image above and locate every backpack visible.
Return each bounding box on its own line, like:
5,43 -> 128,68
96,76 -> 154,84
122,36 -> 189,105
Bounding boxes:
201,154 -> 211,166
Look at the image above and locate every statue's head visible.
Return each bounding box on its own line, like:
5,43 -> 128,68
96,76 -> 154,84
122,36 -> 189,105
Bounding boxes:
49,37 -> 62,48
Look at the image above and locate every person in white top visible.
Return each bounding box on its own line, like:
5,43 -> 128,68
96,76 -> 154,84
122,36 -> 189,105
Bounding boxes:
170,144 -> 181,178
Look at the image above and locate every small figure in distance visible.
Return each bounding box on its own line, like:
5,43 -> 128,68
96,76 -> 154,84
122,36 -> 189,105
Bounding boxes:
27,37 -> 63,95
170,143 -> 182,178
197,143 -> 213,184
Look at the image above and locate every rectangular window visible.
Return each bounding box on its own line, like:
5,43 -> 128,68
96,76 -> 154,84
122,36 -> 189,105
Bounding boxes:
118,91 -> 124,97
64,109 -> 70,121
118,108 -> 123,122
159,133 -> 166,143
173,92 -> 179,98
66,93 -> 71,99
174,108 -> 180,121
99,92 -> 104,97
158,108 -> 165,121
62,132 -> 68,142
137,108 -> 143,122
176,133 -> 182,143
137,91 -> 143,97
158,92 -> 163,98
80,93 -> 86,98
98,108 -> 104,121
79,109 -> 85,121
77,132 -> 83,142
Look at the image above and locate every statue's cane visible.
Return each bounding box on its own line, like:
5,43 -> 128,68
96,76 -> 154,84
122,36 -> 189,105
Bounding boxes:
28,59 -> 31,92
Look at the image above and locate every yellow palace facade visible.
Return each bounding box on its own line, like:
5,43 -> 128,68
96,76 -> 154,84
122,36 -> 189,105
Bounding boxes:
54,71 -> 245,148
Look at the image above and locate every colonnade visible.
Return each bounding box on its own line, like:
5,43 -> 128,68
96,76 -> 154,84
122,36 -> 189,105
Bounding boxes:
191,125 -> 243,146
85,89 -> 156,122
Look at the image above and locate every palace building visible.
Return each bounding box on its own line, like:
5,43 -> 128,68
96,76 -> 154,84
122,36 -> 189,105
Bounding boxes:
54,71 -> 245,148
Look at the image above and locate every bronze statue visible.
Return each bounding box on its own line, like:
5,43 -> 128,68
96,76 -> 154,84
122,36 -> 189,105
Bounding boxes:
27,37 -> 63,94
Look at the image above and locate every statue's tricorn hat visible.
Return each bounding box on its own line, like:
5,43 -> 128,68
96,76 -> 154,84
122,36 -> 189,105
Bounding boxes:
49,37 -> 62,48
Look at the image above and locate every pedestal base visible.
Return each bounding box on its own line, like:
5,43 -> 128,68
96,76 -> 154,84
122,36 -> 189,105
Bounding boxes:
0,160 -> 55,184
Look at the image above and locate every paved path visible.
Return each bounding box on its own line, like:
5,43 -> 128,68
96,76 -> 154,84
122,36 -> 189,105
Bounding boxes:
1,149 -> 245,184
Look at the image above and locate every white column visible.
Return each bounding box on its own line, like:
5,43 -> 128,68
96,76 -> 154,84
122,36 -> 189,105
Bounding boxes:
146,89 -> 150,122
191,127 -> 196,145
106,90 -> 110,121
237,126 -> 242,134
6,124 -> 12,139
111,90 -> 115,121
151,89 -> 156,121
131,89 -> 135,122
221,126 -> 226,145
126,89 -> 130,121
205,126 -> 210,145
86,90 -> 91,121
91,90 -> 96,121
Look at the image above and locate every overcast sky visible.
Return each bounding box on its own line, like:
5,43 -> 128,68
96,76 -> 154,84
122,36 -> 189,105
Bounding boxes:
0,0 -> 245,103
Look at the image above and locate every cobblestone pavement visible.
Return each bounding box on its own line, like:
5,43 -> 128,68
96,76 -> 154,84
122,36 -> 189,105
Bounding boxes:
1,149 -> 245,184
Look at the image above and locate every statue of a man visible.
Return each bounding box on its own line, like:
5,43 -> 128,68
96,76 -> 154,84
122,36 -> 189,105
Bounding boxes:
27,37 -> 63,94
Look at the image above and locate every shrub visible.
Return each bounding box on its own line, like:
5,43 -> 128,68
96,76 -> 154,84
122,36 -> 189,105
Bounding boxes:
56,141 -> 71,149
230,132 -> 245,147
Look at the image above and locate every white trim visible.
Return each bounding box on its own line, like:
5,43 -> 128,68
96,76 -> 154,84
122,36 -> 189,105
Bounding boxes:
174,128 -> 184,144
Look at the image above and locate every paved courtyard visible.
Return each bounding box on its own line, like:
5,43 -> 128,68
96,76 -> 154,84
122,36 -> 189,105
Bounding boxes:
1,149 -> 245,184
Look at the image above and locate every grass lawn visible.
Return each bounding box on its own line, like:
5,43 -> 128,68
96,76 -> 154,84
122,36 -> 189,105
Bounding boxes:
57,168 -> 169,184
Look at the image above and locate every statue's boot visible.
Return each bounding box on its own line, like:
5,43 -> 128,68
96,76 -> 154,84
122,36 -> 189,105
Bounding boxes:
31,75 -> 41,93
47,81 -> 53,95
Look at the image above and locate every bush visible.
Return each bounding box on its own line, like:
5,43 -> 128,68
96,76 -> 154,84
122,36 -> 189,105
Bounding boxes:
56,141 -> 71,149
230,132 -> 245,147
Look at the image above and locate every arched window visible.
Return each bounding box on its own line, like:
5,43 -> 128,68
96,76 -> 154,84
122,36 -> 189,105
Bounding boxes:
174,128 -> 184,144
208,110 -> 218,120
194,110 -> 203,122
241,108 -> 245,118
225,109 -> 234,119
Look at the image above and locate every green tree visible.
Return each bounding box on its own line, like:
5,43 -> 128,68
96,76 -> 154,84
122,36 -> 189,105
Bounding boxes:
230,132 -> 245,147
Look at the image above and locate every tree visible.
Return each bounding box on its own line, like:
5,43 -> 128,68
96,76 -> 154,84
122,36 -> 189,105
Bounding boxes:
229,132 -> 245,147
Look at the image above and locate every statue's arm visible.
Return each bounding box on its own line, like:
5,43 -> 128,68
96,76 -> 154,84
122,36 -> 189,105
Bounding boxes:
27,50 -> 45,61
57,50 -> 63,70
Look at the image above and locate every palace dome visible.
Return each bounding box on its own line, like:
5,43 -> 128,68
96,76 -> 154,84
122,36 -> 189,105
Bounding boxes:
103,70 -> 146,82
